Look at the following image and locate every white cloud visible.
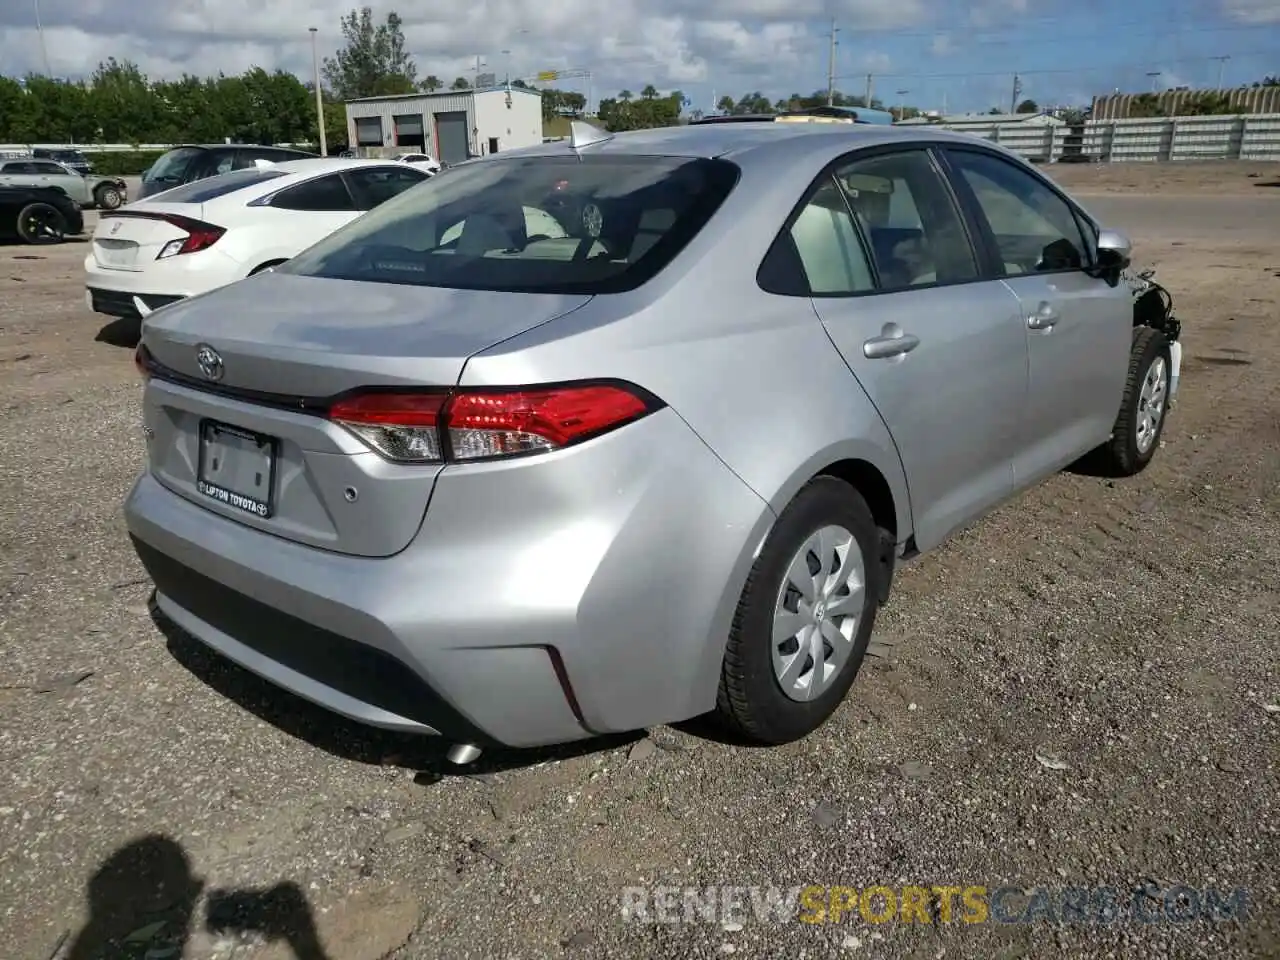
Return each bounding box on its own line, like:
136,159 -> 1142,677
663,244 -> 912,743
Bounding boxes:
1221,0 -> 1280,23
930,33 -> 954,56
1,0 -> 942,99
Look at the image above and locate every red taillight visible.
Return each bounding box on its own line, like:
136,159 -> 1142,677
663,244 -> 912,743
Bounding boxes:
328,383 -> 657,464
134,343 -> 150,379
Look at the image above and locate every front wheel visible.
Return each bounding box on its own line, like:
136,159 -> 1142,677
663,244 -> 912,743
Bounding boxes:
15,202 -> 67,244
1092,326 -> 1172,477
94,183 -> 123,210
714,477 -> 884,744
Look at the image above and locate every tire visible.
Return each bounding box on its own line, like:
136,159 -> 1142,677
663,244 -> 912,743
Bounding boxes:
15,202 -> 67,244
714,477 -> 884,744
94,184 -> 122,210
1094,326 -> 1172,477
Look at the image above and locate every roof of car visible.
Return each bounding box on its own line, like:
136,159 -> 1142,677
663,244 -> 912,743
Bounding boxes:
481,121 -> 985,162
166,144 -> 316,154
262,157 -> 423,176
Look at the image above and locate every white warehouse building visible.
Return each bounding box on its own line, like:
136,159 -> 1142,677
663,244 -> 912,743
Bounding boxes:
344,87 -> 544,165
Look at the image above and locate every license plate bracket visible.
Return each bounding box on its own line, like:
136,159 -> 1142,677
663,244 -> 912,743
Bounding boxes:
196,419 -> 277,519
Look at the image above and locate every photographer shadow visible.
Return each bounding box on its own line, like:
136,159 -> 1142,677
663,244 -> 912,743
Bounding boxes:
64,834 -> 330,960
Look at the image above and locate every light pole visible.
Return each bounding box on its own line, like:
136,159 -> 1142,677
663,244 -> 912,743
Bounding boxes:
309,27 -> 327,156
33,0 -> 51,76
1212,55 -> 1230,89
1146,71 -> 1162,93
501,49 -> 512,84
896,88 -> 909,121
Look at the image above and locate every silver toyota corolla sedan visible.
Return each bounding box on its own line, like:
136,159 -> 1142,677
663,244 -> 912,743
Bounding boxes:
125,119 -> 1178,762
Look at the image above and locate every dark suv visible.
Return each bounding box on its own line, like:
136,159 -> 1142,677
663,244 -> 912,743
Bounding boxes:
33,147 -> 93,176
137,144 -> 317,200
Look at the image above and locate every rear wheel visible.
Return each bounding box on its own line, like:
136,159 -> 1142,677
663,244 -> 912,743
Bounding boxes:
714,477 -> 883,744
1092,326 -> 1171,477
15,202 -> 67,244
94,183 -> 123,210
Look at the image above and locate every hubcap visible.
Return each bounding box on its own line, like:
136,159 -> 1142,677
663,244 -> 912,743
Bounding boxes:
1136,355 -> 1168,454
772,525 -> 866,702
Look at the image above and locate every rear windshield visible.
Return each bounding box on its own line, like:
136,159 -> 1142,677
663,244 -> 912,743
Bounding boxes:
149,168 -> 288,203
143,147 -> 206,183
281,154 -> 740,294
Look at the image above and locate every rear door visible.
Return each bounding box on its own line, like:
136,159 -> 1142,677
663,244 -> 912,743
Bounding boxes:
782,146 -> 1028,551
940,146 -> 1131,484
264,173 -> 361,251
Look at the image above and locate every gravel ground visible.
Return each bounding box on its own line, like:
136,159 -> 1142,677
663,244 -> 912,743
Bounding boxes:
0,163 -> 1277,960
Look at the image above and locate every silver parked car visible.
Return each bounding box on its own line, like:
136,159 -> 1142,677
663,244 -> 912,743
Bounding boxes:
125,120 -> 1180,762
0,157 -> 127,209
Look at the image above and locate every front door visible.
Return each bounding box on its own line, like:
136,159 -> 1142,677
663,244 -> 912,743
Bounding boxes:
941,147 -> 1132,485
796,147 -> 1028,551
29,161 -> 91,205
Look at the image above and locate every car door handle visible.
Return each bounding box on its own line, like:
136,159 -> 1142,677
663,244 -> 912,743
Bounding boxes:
863,328 -> 920,359
1027,302 -> 1059,330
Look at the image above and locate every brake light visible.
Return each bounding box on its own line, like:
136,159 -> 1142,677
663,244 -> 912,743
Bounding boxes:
134,343 -> 151,380
328,383 -> 658,464
155,215 -> 225,259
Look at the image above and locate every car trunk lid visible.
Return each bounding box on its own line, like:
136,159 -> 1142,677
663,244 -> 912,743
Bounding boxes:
138,272 -> 594,557
92,203 -> 211,271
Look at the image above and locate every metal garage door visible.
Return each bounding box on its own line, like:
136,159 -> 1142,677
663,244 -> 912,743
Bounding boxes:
394,114 -> 424,150
434,111 -> 469,165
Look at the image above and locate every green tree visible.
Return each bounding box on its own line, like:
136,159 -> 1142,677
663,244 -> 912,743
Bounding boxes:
1015,98 -> 1039,113
450,76 -> 470,90
419,75 -> 442,92
87,58 -> 157,143
538,87 -> 586,121
597,89 -> 685,131
321,7 -> 417,100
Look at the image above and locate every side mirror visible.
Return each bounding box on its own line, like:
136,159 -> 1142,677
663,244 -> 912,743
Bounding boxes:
1094,228 -> 1131,272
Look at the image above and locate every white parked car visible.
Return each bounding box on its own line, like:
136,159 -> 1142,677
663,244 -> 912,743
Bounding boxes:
84,158 -> 429,319
392,152 -> 441,174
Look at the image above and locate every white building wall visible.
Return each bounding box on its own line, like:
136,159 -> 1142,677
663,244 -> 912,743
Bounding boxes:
472,89 -> 544,154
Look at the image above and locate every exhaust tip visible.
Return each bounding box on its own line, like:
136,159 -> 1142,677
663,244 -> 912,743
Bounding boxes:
446,743 -> 482,766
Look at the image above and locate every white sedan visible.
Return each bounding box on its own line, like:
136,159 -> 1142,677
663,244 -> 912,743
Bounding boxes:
84,158 -> 429,320
392,152 -> 441,174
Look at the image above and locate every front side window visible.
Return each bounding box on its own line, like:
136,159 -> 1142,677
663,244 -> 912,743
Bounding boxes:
945,149 -> 1090,275
33,161 -> 70,175
835,149 -> 978,291
269,174 -> 356,212
281,155 -> 740,294
143,147 -> 206,184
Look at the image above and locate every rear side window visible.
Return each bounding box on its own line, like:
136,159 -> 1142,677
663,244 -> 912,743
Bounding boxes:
144,147 -> 206,183
149,168 -> 288,203
32,161 -> 70,175
344,166 -> 428,209
836,150 -> 978,291
281,155 -> 740,294
269,174 -> 356,211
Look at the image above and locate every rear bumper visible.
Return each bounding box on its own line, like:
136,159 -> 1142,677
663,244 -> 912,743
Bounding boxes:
124,409 -> 774,748
86,286 -> 185,319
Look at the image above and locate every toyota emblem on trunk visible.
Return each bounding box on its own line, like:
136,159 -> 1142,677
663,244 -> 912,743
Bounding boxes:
195,344 -> 224,381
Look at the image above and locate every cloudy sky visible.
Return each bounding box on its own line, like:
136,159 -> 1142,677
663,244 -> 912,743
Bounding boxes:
2,0 -> 1277,114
